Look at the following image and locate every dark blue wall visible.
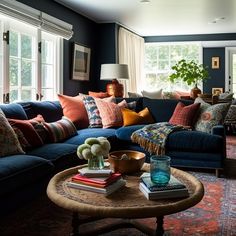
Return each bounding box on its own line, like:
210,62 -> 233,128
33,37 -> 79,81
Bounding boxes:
17,0 -> 99,96
203,48 -> 225,93
95,23 -> 118,91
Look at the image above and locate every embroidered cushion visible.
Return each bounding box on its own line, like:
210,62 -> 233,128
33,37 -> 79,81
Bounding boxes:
169,102 -> 200,127
8,118 -> 44,148
194,97 -> 230,133
141,89 -> 163,99
58,94 -> 89,128
43,116 -> 77,143
0,109 -> 24,157
95,99 -> 128,128
225,105 -> 236,121
122,107 -> 154,126
82,96 -> 116,128
83,96 -> 102,128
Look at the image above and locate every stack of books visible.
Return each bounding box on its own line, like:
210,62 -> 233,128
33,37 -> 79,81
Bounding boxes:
139,173 -> 189,200
66,168 -> 126,196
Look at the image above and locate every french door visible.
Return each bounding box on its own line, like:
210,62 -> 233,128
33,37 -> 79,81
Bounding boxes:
226,47 -> 236,98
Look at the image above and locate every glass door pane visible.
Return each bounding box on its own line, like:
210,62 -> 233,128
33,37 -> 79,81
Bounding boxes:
229,51 -> 236,98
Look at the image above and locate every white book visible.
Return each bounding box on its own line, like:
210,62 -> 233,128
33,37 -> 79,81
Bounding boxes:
139,182 -> 189,200
78,167 -> 113,177
67,178 -> 126,196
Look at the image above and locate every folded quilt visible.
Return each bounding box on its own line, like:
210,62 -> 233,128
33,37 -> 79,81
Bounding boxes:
131,122 -> 187,155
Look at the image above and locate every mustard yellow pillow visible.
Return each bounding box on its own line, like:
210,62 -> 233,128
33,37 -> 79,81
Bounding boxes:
122,107 -> 154,126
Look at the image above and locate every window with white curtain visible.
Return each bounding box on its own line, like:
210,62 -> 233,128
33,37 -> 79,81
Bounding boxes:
0,0 -> 73,103
144,42 -> 202,92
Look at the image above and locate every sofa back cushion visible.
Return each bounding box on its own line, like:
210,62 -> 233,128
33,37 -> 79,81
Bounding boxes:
142,98 -> 193,122
21,101 -> 63,122
0,103 -> 28,120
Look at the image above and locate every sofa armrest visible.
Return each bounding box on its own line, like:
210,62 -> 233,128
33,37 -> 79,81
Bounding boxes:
211,125 -> 225,137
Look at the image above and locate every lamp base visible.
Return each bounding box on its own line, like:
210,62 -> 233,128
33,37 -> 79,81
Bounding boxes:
106,79 -> 124,97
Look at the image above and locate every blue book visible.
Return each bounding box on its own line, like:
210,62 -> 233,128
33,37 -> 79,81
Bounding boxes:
140,173 -> 186,192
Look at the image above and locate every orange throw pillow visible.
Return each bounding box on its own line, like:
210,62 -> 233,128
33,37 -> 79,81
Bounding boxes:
122,107 -> 154,126
58,94 -> 89,128
88,91 -> 110,98
169,102 -> 200,127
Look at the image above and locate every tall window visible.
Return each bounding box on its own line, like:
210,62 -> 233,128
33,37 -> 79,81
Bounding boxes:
0,21 -> 3,103
0,15 -> 63,103
144,42 -> 202,92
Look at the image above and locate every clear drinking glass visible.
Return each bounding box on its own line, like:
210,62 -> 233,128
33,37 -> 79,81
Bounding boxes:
150,155 -> 171,186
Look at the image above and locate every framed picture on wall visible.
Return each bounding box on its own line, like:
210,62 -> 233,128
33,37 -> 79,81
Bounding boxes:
72,43 -> 91,81
212,87 -> 223,95
212,57 -> 220,69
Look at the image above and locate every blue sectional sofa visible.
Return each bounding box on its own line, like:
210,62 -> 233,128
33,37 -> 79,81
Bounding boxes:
0,97 -> 226,215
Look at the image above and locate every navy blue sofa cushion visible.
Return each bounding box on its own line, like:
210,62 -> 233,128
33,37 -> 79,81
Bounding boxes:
0,103 -> 28,119
142,98 -> 193,122
22,101 -> 63,122
166,130 -> 224,152
115,125 -> 145,141
28,143 -> 77,162
0,155 -> 54,196
166,151 -> 223,168
27,143 -> 81,172
64,128 -> 117,145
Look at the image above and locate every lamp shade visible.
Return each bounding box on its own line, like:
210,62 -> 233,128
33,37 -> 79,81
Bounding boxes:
100,64 -> 129,80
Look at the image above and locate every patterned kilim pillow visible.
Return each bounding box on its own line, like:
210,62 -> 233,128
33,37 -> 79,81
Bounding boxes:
83,96 -> 103,128
0,109 -> 24,156
194,97 -> 230,133
43,116 -> 77,143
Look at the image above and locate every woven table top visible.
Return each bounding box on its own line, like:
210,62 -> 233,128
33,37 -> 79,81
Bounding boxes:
47,163 -> 204,218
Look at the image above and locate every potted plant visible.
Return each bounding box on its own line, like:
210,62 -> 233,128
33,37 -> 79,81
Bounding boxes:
168,59 -> 209,98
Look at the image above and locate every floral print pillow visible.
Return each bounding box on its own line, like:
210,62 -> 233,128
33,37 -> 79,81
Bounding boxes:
194,97 -> 230,133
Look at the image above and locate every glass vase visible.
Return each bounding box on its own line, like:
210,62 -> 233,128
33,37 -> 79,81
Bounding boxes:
88,155 -> 104,170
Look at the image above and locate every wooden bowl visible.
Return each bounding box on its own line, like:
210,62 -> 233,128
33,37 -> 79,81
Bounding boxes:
108,150 -> 145,174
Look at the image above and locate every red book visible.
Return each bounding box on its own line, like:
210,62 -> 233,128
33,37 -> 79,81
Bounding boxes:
71,173 -> 122,186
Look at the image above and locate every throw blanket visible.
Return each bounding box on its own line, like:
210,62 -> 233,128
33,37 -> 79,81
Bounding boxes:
131,122 -> 187,155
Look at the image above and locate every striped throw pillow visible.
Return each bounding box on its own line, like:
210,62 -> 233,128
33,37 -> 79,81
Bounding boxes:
44,116 -> 77,143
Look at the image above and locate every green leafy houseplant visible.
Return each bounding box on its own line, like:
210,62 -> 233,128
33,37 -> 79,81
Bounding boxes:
169,59 -> 209,87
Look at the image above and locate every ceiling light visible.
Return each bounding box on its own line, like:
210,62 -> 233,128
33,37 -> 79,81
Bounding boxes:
140,0 -> 150,3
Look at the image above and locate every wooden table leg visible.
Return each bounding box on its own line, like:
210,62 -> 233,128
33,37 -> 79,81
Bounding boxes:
155,216 -> 164,236
70,212 -> 79,236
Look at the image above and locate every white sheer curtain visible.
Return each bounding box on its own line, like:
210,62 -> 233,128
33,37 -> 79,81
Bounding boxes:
118,27 -> 144,96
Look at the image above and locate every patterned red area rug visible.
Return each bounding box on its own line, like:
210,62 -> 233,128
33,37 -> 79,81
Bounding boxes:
0,172 -> 235,236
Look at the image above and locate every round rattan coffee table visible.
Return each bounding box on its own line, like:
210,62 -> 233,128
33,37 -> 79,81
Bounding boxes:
47,163 -> 204,236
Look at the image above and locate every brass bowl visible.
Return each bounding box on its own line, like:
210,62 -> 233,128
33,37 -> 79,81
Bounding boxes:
108,150 -> 145,174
